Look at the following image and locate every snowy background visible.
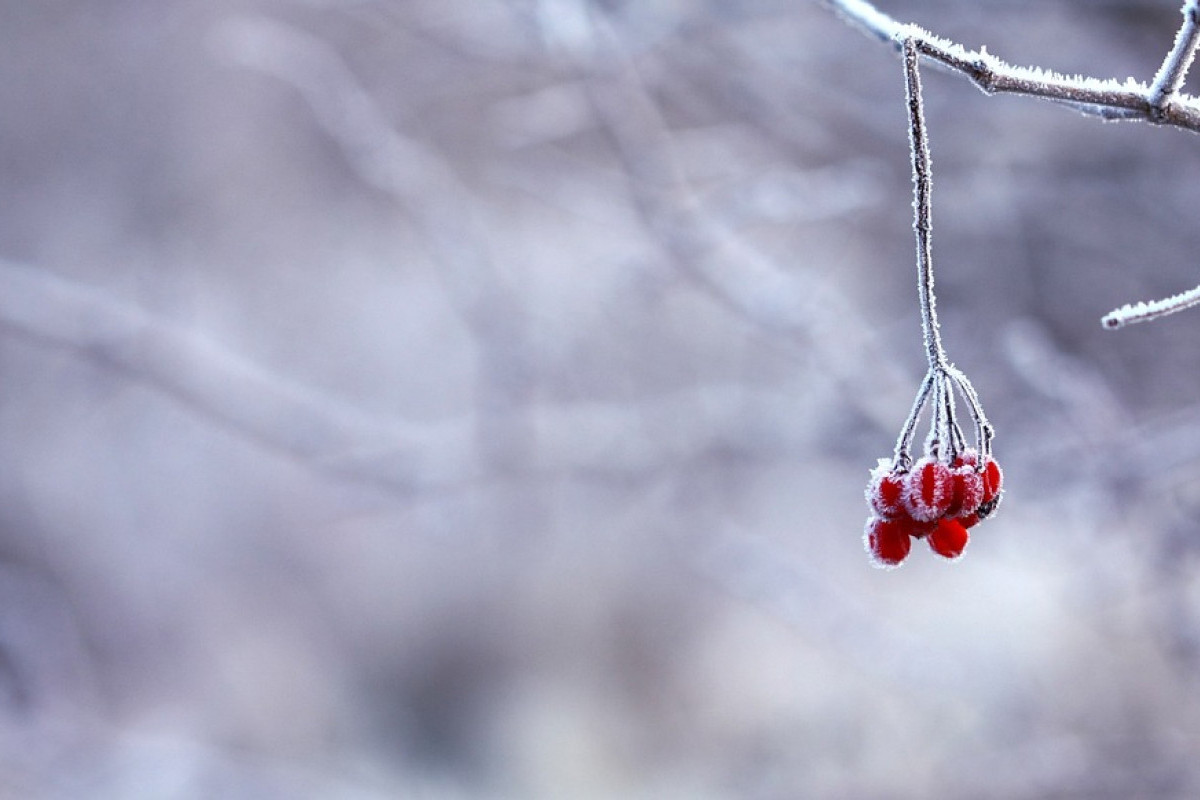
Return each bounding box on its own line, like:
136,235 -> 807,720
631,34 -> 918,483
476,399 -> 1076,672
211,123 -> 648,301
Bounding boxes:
3,0 -> 1200,797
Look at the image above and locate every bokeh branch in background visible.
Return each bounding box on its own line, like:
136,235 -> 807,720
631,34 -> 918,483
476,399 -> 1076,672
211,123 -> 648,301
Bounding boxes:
570,7 -> 915,430
822,0 -> 1200,328
214,12 -> 918,436
0,258 -> 479,492
0,256 -> 839,497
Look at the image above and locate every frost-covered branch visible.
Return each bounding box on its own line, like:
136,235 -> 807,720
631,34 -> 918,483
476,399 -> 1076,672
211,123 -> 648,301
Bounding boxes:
821,0 -> 1200,132
824,0 -> 1200,329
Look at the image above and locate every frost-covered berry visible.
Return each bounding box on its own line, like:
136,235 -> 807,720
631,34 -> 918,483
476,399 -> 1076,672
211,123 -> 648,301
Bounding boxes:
928,517 -> 969,559
976,456 -> 1004,519
981,457 -> 1003,502
945,457 -> 984,519
866,459 -> 906,519
903,457 -> 953,522
865,516 -> 913,568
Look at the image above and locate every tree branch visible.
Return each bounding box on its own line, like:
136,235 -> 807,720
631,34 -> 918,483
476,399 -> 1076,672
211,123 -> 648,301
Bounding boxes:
821,0 -> 1200,132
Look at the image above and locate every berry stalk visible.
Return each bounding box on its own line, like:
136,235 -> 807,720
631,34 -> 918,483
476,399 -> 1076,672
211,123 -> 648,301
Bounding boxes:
862,38 -> 1002,569
904,36 -> 946,374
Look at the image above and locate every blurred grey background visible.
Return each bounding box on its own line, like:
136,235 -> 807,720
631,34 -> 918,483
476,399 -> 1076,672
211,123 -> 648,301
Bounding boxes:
2,0 -> 1200,797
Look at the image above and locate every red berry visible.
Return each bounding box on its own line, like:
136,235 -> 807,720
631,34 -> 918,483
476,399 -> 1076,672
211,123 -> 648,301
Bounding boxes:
981,457 -> 1003,503
903,457 -> 953,522
959,512 -> 980,529
928,517 -> 969,559
945,461 -> 984,518
864,516 -> 912,568
866,460 -> 906,518
976,456 -> 1004,520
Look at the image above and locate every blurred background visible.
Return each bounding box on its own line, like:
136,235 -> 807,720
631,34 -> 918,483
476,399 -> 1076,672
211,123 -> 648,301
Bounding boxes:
2,0 -> 1200,796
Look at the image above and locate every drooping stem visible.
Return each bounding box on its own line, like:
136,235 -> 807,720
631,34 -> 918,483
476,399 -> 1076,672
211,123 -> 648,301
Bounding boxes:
903,37 -> 946,372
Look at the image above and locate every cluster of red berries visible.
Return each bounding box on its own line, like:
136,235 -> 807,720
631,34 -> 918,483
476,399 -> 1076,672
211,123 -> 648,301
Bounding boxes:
864,449 -> 1002,568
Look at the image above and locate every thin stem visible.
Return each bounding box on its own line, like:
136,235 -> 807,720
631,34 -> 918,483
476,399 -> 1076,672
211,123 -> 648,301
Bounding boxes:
904,37 -> 946,372
942,374 -> 966,459
1149,0 -> 1200,117
892,370 -> 935,470
946,367 -> 993,461
925,371 -> 946,457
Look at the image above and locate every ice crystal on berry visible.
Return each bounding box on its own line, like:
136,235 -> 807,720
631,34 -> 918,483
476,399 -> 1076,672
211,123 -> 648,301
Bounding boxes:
945,452 -> 984,518
866,458 -> 906,519
904,457 -> 953,522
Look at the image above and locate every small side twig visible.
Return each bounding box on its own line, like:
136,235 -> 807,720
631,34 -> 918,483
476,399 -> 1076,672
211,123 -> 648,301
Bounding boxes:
1102,283 -> 1200,328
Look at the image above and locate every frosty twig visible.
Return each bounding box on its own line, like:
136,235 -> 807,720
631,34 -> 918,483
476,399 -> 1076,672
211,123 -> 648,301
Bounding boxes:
1102,283 -> 1200,328
1149,0 -> 1200,117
